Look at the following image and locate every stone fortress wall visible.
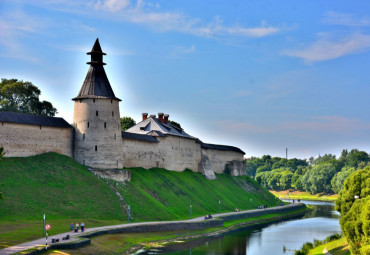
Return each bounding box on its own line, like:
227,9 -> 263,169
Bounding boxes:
121,134 -> 245,176
122,135 -> 202,171
0,122 -> 73,157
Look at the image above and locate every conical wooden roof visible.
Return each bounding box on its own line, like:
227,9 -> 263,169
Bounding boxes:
72,39 -> 121,101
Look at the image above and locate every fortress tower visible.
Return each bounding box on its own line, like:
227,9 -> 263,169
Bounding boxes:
72,39 -> 124,169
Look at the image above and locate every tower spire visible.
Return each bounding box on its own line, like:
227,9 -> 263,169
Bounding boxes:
87,38 -> 106,65
72,38 -> 121,101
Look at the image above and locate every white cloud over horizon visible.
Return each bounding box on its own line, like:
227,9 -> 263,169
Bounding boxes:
282,32 -> 370,63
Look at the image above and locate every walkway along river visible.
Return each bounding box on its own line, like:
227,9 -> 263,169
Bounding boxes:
140,200 -> 341,255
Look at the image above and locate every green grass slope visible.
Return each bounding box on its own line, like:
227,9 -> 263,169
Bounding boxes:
0,153 -> 279,247
0,153 -> 125,220
115,167 -> 279,221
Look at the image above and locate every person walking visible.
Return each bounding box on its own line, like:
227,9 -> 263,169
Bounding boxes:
70,223 -> 74,232
81,222 -> 85,232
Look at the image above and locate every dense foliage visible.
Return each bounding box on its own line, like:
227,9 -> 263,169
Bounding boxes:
121,116 -> 136,131
0,78 -> 57,116
335,167 -> 370,254
249,149 -> 369,194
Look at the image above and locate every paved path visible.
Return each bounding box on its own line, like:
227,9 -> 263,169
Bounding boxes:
323,248 -> 333,255
0,203 -> 301,255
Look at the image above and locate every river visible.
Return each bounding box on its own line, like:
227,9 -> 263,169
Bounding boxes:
136,200 -> 341,255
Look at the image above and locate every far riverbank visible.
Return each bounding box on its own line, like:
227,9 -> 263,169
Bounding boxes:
271,190 -> 338,202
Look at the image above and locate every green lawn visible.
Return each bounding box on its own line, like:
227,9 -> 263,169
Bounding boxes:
271,190 -> 338,202
309,237 -> 350,255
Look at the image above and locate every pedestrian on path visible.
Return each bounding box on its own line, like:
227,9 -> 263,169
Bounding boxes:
81,222 -> 85,232
70,223 -> 74,232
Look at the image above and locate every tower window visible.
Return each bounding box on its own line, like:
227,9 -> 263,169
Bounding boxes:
40,125 -> 42,130
104,122 -> 107,128
112,111 -> 114,117
95,145 -> 97,151
83,133 -> 85,140
111,100 -> 113,103
83,160 -> 85,165
96,111 -> 98,116
88,122 -> 89,128
93,99 -> 95,103
114,134 -> 116,140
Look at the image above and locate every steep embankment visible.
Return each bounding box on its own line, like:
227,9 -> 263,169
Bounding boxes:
112,167 -> 278,221
0,153 -> 124,220
0,153 -> 278,247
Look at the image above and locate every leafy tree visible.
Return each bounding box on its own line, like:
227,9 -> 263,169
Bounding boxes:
256,165 -> 271,175
169,120 -> 182,129
335,167 -> 370,254
331,166 -> 356,194
0,78 -> 57,116
120,117 -> 136,131
280,172 -> 293,190
0,147 -> 4,160
345,149 -> 369,168
314,154 -> 336,165
301,163 -> 337,194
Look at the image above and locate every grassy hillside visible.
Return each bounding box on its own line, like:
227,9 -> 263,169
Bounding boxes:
115,167 -> 278,221
0,153 -> 124,221
0,153 -> 279,247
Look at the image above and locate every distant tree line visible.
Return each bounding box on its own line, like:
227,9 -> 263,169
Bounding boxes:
247,149 -> 369,194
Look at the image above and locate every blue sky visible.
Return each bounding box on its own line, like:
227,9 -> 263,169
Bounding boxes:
1,0 -> 370,159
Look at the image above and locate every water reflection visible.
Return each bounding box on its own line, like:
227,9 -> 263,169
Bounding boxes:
136,201 -> 341,255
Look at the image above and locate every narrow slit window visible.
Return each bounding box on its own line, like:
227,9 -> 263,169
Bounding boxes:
88,122 -> 89,128
114,134 -> 116,140
104,122 -> 107,128
96,111 -> 98,116
112,111 -> 114,117
95,145 -> 97,151
111,100 -> 113,103
83,133 -> 85,140
93,99 -> 95,103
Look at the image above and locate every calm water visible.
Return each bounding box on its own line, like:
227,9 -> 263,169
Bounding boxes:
137,201 -> 341,255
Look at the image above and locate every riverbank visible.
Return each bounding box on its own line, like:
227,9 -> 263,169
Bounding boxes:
271,190 -> 338,202
308,237 -> 350,255
0,203 -> 307,255
68,207 -> 308,255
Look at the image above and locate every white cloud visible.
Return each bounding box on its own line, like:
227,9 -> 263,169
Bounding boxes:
323,11 -> 370,27
169,45 -> 195,58
93,0 -> 130,12
89,0 -> 283,38
282,33 -> 370,63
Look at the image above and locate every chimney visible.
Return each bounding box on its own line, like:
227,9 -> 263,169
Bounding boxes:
158,113 -> 164,123
164,114 -> 169,124
150,114 -> 156,118
142,113 -> 148,121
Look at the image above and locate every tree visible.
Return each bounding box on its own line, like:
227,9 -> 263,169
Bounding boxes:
335,167 -> 370,254
0,147 -> 4,160
120,117 -> 136,131
0,78 -> 57,116
169,120 -> 182,129
331,166 -> 356,194
345,149 -> 369,168
302,163 -> 337,194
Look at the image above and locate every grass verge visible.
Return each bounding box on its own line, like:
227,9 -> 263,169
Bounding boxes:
271,190 -> 337,202
308,237 -> 350,255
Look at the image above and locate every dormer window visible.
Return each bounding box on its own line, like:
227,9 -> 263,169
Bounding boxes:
140,127 -> 145,130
